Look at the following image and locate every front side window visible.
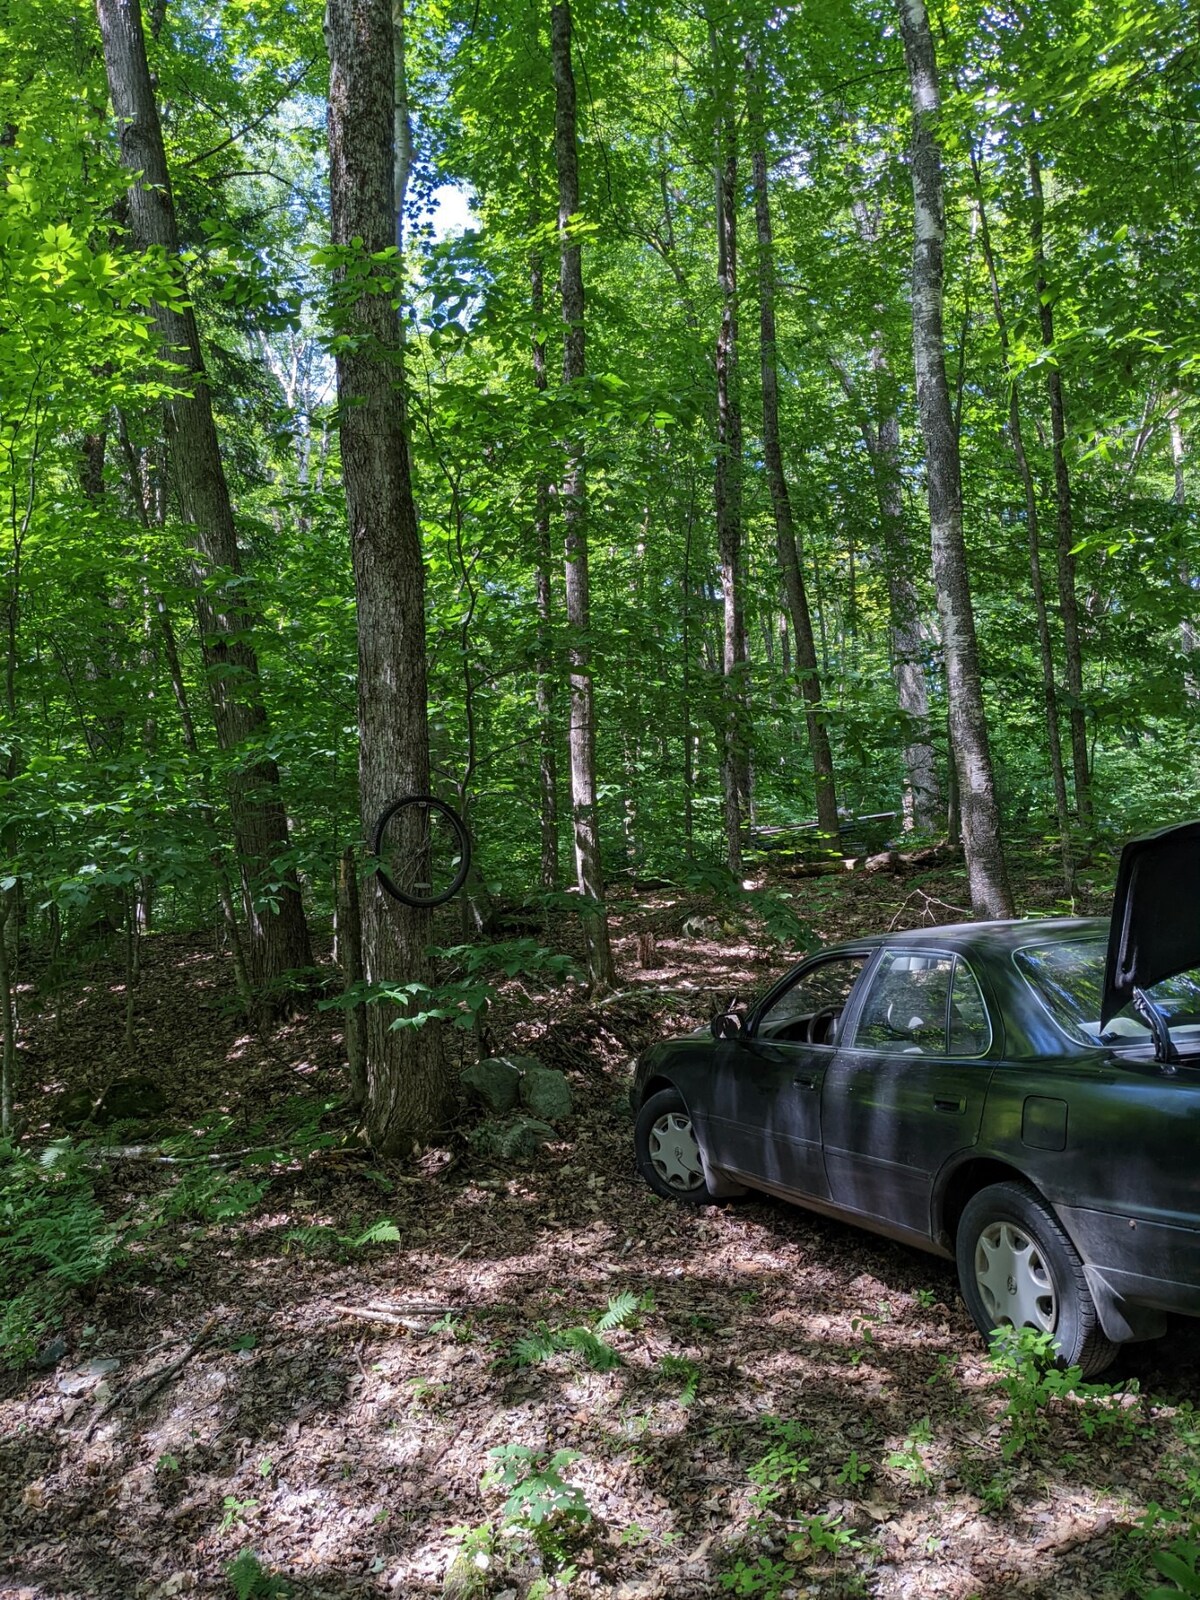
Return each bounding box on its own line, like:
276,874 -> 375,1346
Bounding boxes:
754,954 -> 868,1046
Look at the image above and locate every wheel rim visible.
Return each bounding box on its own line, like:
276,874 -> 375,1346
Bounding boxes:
973,1220 -> 1057,1333
648,1110 -> 705,1192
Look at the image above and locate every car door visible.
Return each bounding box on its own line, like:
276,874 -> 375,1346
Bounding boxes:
821,949 -> 995,1239
703,952 -> 871,1201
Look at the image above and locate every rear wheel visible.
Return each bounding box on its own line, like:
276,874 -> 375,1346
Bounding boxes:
634,1089 -> 716,1204
955,1181 -> 1117,1377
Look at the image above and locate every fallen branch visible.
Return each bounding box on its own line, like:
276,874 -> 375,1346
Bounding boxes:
887,888 -> 971,932
85,1317 -> 218,1439
597,983 -> 700,1010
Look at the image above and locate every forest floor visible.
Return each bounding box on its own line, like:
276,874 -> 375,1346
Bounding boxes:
3,854 -> 1200,1600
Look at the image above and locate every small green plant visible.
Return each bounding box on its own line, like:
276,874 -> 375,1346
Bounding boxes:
224,1549 -> 288,1600
657,1353 -> 701,1404
836,1449 -> 871,1488
719,1553 -> 792,1597
155,1453 -> 181,1474
884,1418 -> 934,1487
790,1511 -> 864,1559
748,1418 -> 813,1513
914,1288 -> 937,1309
218,1496 -> 259,1536
1146,1538 -> 1200,1597
442,1522 -> 498,1599
482,1445 -> 592,1564
848,1313 -> 877,1366
987,1327 -> 1127,1459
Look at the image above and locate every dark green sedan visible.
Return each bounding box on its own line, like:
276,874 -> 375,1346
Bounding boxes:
631,821 -> 1200,1375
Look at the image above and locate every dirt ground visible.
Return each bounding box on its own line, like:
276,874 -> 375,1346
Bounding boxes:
3,863 -> 1200,1600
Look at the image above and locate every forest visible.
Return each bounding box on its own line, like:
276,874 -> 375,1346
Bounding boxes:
2,0 -> 1200,1595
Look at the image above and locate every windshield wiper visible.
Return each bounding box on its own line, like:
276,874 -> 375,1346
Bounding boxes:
1131,986 -> 1181,1071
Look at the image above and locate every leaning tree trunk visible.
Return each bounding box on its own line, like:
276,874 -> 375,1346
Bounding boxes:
972,150 -> 1074,893
748,58 -> 839,839
326,0 -> 455,1150
1028,147 -> 1091,836
896,0 -> 1013,919
551,0 -> 615,991
95,0 -> 312,990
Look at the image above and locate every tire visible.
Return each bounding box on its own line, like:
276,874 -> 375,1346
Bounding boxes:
634,1089 -> 716,1204
371,794 -> 472,908
955,1181 -> 1118,1377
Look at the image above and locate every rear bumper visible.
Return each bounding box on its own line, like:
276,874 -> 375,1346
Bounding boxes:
1059,1204 -> 1200,1340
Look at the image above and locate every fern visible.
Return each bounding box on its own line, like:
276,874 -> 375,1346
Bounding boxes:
0,1139 -> 119,1364
560,1327 -> 623,1371
348,1219 -> 402,1248
595,1291 -> 643,1333
513,1324 -> 559,1366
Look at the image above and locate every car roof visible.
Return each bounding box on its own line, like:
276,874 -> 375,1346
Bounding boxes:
825,916 -> 1108,960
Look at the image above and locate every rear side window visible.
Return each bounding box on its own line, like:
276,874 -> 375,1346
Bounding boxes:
848,951 -> 991,1058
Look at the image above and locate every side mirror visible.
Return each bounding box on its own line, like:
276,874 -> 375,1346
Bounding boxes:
710,1010 -> 744,1041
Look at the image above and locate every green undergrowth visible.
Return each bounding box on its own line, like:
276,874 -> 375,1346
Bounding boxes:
0,1095 -> 348,1366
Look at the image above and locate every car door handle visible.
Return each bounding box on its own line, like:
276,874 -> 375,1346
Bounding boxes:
793,1074 -> 819,1090
934,1096 -> 966,1114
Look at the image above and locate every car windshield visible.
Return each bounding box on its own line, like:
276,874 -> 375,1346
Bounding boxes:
1014,937 -> 1200,1048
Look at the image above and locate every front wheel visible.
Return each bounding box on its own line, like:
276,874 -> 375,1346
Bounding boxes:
634,1089 -> 716,1204
955,1181 -> 1117,1377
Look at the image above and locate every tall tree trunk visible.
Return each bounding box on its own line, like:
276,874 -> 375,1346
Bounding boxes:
748,60 -> 838,838
869,396 -> 942,831
392,0 -> 413,249
713,81 -> 747,875
531,251 -> 561,890
1172,413 -> 1198,698
972,151 -> 1074,893
326,0 -> 454,1149
551,0 -> 614,990
95,0 -> 312,989
116,412 -> 256,1016
896,0 -> 1013,918
1028,147 -> 1091,834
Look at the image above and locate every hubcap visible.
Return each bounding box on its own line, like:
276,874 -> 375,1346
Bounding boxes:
974,1220 -> 1057,1333
648,1110 -> 705,1192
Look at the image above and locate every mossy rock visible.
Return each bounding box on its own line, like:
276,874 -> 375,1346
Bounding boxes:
93,1074 -> 167,1125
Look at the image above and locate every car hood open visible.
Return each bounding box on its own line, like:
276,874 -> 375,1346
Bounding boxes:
1101,819 -> 1200,1025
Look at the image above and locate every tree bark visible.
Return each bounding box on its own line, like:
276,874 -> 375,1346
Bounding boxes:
713,76 -> 747,874
896,0 -> 1013,918
531,251 -> 561,890
551,0 -> 614,990
1028,147 -> 1091,835
1171,414 -> 1198,698
972,150 -> 1074,893
748,59 -> 839,839
336,846 -> 367,1108
95,0 -> 312,988
326,0 -> 455,1149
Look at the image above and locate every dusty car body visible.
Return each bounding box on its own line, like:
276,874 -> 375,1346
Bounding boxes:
631,822 -> 1200,1374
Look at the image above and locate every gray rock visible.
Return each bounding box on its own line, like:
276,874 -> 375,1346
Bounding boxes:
54,1089 -> 95,1129
33,1336 -> 68,1371
518,1064 -> 573,1122
467,1116 -> 557,1162
93,1074 -> 167,1125
460,1057 -> 523,1115
57,1357 -> 120,1397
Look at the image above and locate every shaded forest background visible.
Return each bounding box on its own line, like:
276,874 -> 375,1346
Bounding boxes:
1,0 -> 1198,1141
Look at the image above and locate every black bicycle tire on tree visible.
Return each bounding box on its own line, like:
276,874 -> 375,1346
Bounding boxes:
371,794 -> 472,908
